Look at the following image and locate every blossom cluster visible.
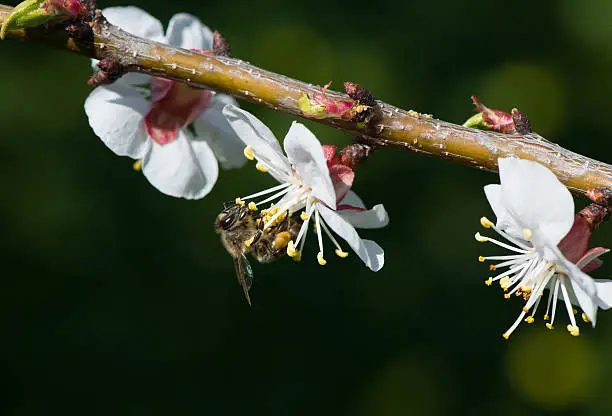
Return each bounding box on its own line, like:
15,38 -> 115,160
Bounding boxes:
81,6 -> 612,337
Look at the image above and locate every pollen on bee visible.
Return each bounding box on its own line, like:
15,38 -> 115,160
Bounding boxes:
335,249 -> 349,258
248,202 -> 258,211
300,211 -> 309,221
475,233 -> 488,242
133,160 -> 142,171
567,324 -> 580,336
244,237 -> 254,247
255,162 -> 269,173
478,256 -> 486,262
235,198 -> 245,206
522,228 -> 532,240
243,145 -> 255,161
273,231 -> 292,249
317,252 -> 327,266
480,217 -> 494,228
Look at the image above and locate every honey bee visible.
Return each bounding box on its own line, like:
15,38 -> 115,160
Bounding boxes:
215,203 -> 302,305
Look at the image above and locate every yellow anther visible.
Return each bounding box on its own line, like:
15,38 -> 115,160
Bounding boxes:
132,159 -> 142,171
273,231 -> 292,250
475,233 -> 488,243
504,294 -> 511,299
544,314 -> 550,321
317,252 -> 327,266
524,316 -> 535,324
244,237 -> 254,248
582,313 -> 591,323
522,228 -> 532,240
489,265 -> 497,271
243,146 -> 255,160
480,217 -> 494,228
300,211 -> 310,221
546,323 -> 553,330
522,306 -> 529,313
502,333 -> 510,340
572,308 -> 578,315
235,198 -> 245,206
499,277 -> 511,290
335,249 -> 349,258
256,162 -> 269,173
248,202 -> 258,211
287,241 -> 302,262
567,324 -> 580,336
478,256 -> 486,263
484,277 -> 493,286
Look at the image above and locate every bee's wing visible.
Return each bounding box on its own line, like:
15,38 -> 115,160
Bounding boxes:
234,253 -> 254,306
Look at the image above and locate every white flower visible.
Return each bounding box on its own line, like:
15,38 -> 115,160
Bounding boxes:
476,158 -> 612,338
84,7 -> 245,199
222,105 -> 388,271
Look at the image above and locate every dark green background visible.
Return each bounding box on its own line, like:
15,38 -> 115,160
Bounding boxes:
1,0 -> 612,414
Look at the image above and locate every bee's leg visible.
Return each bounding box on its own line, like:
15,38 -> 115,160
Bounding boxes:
251,230 -> 263,245
277,210 -> 290,232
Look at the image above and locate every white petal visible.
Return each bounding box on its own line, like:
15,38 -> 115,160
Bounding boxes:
498,158 -> 574,245
484,184 -> 522,238
595,280 -> 612,310
84,85 -> 150,158
340,190 -> 365,209
193,97 -> 246,170
102,7 -> 165,42
141,130 -> 219,199
570,278 -> 598,327
284,122 -> 336,209
222,105 -> 292,182
318,204 -> 384,271
339,204 -> 389,229
166,13 -> 213,50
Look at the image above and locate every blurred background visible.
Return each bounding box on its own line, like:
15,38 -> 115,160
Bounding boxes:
1,0 -> 612,414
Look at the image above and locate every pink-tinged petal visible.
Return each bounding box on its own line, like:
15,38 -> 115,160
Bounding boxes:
284,122 -> 336,209
193,97 -> 246,170
141,130 -> 218,199
102,7 -> 165,43
144,83 -> 213,145
578,247 -> 610,272
498,158 -> 574,246
558,215 -> 591,263
166,13 -> 213,50
339,204 -> 389,229
329,164 -> 354,203
595,280 -> 612,310
322,145 -> 338,163
318,204 -> 384,271
150,77 -> 174,103
84,85 -> 150,158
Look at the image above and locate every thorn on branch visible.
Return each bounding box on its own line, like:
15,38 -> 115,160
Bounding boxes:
88,58 -> 125,86
213,31 -> 231,57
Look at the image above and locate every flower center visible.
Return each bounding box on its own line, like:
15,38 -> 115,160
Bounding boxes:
144,77 -> 213,145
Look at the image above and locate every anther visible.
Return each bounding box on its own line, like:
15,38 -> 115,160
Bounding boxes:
567,324 -> 580,336
133,160 -> 142,171
502,333 -> 510,340
287,241 -> 301,261
317,252 -> 327,266
504,294 -> 511,299
489,265 -> 497,271
300,212 -> 309,221
243,146 -> 255,161
524,316 -> 535,324
546,323 -> 553,330
256,162 -> 268,173
248,202 -> 258,211
480,217 -> 494,228
522,228 -> 532,240
235,198 -> 245,206
582,313 -> 590,323
335,249 -> 349,258
475,233 -> 488,242
485,277 -> 493,286
544,314 -> 550,321
478,256 -> 486,262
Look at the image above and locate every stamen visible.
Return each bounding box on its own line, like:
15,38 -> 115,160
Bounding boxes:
477,234 -> 529,253
239,182 -> 292,201
315,209 -> 325,263
480,217 -> 494,228
248,202 -> 258,211
559,279 -> 578,329
475,232 -> 488,242
256,162 -> 269,173
317,252 -> 327,266
335,249 -> 349,258
503,310 -> 527,339
287,241 -> 302,262
243,145 -> 255,160
582,313 -> 590,323
485,277 -> 493,286
319,219 -> 347,258
546,279 -> 561,329
300,211 -> 309,221
522,228 -> 532,241
133,160 -> 142,171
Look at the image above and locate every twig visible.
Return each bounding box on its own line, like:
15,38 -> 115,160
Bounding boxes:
0,4 -> 610,194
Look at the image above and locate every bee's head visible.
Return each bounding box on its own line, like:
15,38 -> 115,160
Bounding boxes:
215,203 -> 249,232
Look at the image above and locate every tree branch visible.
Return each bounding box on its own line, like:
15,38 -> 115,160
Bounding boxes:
1,4 -> 610,194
